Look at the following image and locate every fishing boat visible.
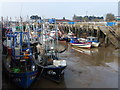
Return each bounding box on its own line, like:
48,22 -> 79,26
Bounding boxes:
33,43 -> 67,83
2,27 -> 13,55
2,22 -> 38,88
58,34 -> 68,41
58,29 -> 76,42
57,28 -> 68,41
27,23 -> 39,44
86,36 -> 100,47
67,31 -> 76,39
49,28 -> 62,40
32,20 -> 67,83
70,38 -> 91,49
63,31 -> 76,42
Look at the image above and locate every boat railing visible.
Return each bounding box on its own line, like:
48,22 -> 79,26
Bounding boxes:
14,54 -> 32,58
6,34 -> 17,37
87,40 -> 98,43
14,31 -> 28,34
15,53 -> 32,57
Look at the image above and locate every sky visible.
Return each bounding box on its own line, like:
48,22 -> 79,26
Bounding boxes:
0,0 -> 119,20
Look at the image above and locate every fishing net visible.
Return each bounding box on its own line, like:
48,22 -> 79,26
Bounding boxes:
11,68 -> 20,73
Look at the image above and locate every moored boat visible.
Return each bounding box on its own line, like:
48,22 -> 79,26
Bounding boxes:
2,22 -> 38,88
70,38 -> 91,49
32,20 -> 67,83
58,30 -> 76,42
86,36 -> 100,47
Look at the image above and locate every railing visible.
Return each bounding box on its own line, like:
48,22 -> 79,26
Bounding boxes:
107,26 -> 120,41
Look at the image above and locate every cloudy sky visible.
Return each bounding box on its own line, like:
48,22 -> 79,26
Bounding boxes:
0,0 -> 119,20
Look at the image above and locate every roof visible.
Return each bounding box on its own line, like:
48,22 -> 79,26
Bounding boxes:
56,19 -> 71,22
73,20 -> 81,22
87,36 -> 98,39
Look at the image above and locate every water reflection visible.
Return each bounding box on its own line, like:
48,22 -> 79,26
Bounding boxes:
58,41 -> 118,71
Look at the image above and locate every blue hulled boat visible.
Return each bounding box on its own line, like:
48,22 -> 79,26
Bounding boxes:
70,38 -> 92,49
2,24 -> 38,88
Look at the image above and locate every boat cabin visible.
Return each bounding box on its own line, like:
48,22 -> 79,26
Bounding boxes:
87,36 -> 98,42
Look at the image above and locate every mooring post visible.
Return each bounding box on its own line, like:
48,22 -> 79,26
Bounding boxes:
87,24 -> 89,36
75,25 -> 77,37
67,25 -> 69,33
77,26 -> 80,37
64,25 -> 66,33
92,26 -> 94,36
71,25 -> 73,33
66,25 -> 68,33
80,26 -> 82,37
97,26 -> 100,41
105,35 -> 108,48
65,26 -> 68,33
81,26 -> 84,37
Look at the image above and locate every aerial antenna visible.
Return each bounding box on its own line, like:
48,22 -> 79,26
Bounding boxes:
86,11 -> 88,16
1,16 -> 3,27
10,17 -> 12,28
27,15 -> 29,23
20,3 -> 23,18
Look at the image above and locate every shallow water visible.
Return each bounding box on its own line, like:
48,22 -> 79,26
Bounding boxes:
58,41 -> 118,71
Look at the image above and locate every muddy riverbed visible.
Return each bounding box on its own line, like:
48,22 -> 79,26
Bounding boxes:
2,41 -> 118,89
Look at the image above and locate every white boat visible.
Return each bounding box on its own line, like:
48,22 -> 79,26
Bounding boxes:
86,36 -> 100,47
67,32 -> 76,39
91,42 -> 100,47
70,38 -> 91,49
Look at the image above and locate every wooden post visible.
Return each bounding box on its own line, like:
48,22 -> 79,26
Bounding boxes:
77,26 -> 80,38
72,25 -> 74,33
66,26 -> 67,33
92,29 -> 94,37
75,26 -> 77,36
64,25 -> 66,33
97,27 -> 100,41
105,35 -> 108,48
79,28 -> 81,38
66,26 -> 68,33
81,26 -> 84,37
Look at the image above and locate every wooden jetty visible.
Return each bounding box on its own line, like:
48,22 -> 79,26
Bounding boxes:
99,26 -> 119,48
50,23 -> 119,49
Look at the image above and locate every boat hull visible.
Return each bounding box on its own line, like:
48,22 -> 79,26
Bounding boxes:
2,55 -> 38,88
70,43 -> 91,49
3,66 -> 38,88
40,65 -> 66,83
58,37 -> 70,42
92,42 -> 100,47
32,49 -> 67,83
10,71 -> 38,88
86,36 -> 100,48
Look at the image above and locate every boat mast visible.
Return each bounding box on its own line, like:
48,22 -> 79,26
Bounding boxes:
41,17 -> 45,46
20,16 -> 23,55
9,17 -> 12,48
55,19 -> 59,58
27,24 -> 32,55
